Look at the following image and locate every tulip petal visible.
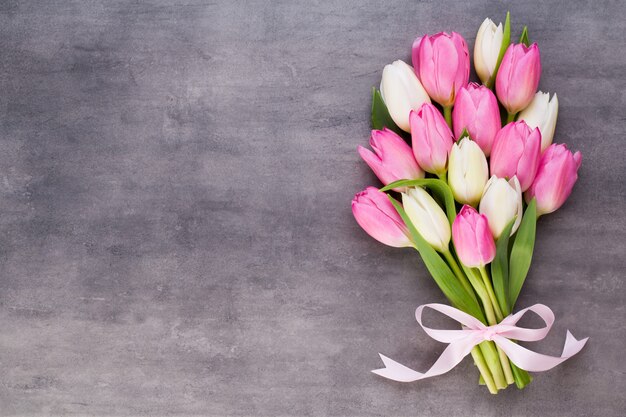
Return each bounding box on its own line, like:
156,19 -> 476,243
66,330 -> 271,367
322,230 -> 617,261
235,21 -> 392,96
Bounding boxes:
352,187 -> 412,247
414,32 -> 469,106
525,144 -> 581,215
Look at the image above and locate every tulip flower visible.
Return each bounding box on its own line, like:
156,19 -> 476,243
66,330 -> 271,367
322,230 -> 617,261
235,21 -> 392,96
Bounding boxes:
380,60 -> 431,132
525,144 -> 582,216
358,129 -> 424,189
448,137 -> 488,206
452,205 -> 496,267
474,18 -> 504,84
490,121 -> 542,191
410,104 -> 454,176
496,43 -> 541,116
452,83 -> 500,156
401,187 -> 451,252
352,187 -> 413,248
412,32 -> 470,109
479,176 -> 523,239
517,91 -> 559,151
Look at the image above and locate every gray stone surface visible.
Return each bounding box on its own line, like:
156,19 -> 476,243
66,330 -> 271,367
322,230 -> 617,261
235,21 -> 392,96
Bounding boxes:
0,0 -> 624,416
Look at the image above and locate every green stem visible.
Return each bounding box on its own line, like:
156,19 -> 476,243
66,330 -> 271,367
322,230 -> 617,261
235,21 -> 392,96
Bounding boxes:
470,347 -> 498,394
443,106 -> 452,128
443,250 -> 477,304
481,292 -> 498,325
464,269 -> 497,324
436,170 -> 447,183
506,112 -> 516,123
496,344 -> 515,385
478,341 -> 507,390
511,363 -> 533,389
478,267 -> 504,322
477,267 -> 515,385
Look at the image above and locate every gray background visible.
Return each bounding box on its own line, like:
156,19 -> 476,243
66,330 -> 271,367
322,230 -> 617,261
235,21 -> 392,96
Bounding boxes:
0,0 -> 624,416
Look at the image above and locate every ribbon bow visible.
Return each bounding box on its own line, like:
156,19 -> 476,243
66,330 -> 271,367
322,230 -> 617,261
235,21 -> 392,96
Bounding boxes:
373,303 -> 588,382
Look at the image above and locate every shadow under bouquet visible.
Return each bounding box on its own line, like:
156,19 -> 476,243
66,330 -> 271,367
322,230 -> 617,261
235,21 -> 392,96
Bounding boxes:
352,13 -> 587,394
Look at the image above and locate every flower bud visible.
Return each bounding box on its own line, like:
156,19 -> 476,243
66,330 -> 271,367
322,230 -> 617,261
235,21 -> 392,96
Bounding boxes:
474,18 -> 504,84
525,144 -> 582,216
380,60 -> 431,132
452,83 -> 500,156
496,43 -> 541,114
412,32 -> 470,107
448,137 -> 488,206
352,187 -> 413,248
517,91 -> 559,152
452,205 -> 496,267
358,129 -> 424,190
490,121 -> 541,191
479,176 -> 523,239
410,104 -> 454,175
402,187 -> 450,252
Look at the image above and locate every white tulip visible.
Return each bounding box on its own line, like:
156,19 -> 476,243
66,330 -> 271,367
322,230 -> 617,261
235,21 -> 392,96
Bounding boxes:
474,18 -> 504,84
402,187 -> 450,252
517,91 -> 559,151
448,137 -> 488,206
479,176 -> 523,239
380,60 -> 431,132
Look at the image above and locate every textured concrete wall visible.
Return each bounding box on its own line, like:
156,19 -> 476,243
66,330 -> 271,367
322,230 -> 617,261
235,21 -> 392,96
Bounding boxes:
0,1 -> 624,416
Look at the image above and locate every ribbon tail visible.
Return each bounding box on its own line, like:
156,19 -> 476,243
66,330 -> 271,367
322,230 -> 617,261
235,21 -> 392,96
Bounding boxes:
372,336 -> 480,382
372,354 -> 424,382
494,331 -> 589,372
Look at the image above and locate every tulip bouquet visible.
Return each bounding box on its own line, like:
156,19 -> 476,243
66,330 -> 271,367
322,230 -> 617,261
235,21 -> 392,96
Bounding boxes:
352,13 -> 587,394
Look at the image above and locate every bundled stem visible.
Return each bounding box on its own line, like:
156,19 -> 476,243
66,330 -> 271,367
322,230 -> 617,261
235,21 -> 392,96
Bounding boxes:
444,252 -> 509,390
470,346 -> 498,394
471,267 -> 515,385
481,266 -> 534,388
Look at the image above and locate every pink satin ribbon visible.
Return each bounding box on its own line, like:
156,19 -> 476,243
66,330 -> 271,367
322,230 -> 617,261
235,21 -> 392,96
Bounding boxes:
372,303 -> 588,382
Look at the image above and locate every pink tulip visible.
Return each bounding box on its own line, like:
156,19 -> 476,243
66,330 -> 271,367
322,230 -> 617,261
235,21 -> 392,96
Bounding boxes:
525,144 -> 582,216
496,43 -> 541,114
452,205 -> 496,267
452,83 -> 500,156
490,121 -> 542,191
358,129 -> 424,189
352,187 -> 412,248
412,32 -> 470,107
409,104 -> 454,175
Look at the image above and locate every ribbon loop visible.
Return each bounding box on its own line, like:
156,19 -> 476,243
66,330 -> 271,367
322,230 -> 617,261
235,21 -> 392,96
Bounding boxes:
372,303 -> 588,383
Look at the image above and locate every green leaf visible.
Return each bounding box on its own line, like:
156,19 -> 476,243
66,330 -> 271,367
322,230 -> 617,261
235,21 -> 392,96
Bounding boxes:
490,219 -> 515,316
388,196 -> 485,322
486,11 -> 511,89
519,26 -> 530,46
380,179 -> 457,225
371,87 -> 404,135
508,199 -> 537,308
